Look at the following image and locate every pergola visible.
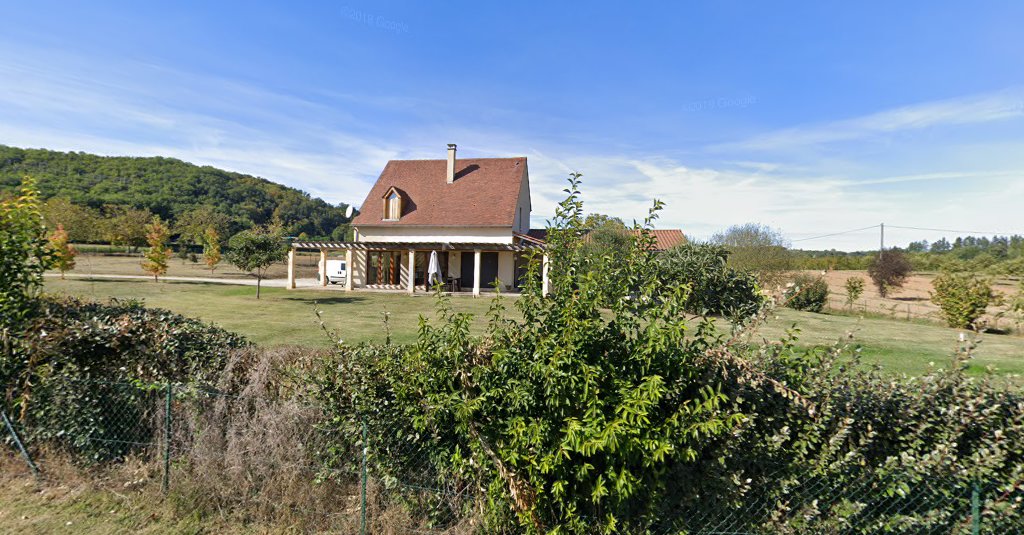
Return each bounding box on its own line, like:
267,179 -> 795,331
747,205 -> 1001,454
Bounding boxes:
288,241 -> 548,296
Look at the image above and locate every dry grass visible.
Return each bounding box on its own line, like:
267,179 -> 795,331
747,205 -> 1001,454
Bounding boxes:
818,270 -> 1021,329
2,346 -> 486,533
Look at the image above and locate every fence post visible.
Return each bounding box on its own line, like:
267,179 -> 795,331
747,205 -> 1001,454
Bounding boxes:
971,481 -> 981,535
2,410 -> 39,476
162,383 -> 172,493
361,418 -> 368,535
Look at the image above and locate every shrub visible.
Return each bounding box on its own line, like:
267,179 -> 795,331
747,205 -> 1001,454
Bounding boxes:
930,272 -> 1002,329
2,296 -> 250,460
312,175 -> 1024,532
657,242 -> 764,318
785,273 -> 829,312
843,276 -> 864,307
0,178 -> 52,332
867,250 -> 912,297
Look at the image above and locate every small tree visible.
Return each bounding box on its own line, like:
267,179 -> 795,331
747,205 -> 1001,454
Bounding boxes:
1,178 -> 53,332
930,272 -> 1002,329
202,227 -> 222,273
227,226 -> 287,299
141,218 -> 172,282
843,276 -> 865,309
867,250 -> 912,298
48,223 -> 78,279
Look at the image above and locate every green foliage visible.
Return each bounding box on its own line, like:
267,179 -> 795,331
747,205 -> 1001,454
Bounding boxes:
711,222 -> 792,289
102,204 -> 153,251
227,226 -> 288,299
843,276 -> 865,307
0,178 -> 52,333
785,273 -> 830,312
656,242 -> 765,318
1,296 -> 250,460
0,144 -> 351,240
141,218 -> 172,281
41,197 -> 103,243
868,250 -> 912,297
308,176 -> 1024,532
47,223 -> 77,279
930,272 -> 1002,329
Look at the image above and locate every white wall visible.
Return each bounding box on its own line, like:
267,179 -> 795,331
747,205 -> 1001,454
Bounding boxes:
497,251 -> 515,290
356,225 -> 515,244
513,166 -> 532,234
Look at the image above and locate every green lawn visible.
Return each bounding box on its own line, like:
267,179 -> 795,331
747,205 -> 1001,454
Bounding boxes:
45,278 -> 1024,377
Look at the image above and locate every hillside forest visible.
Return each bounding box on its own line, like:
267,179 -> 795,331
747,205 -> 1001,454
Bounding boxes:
0,145 -> 353,245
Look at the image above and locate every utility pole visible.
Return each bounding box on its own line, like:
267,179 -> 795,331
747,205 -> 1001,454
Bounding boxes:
879,223 -> 884,259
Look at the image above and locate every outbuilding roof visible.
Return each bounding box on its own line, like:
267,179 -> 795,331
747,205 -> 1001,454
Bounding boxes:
351,157 -> 527,227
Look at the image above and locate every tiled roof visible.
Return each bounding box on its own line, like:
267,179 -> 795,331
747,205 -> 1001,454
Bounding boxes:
351,157 -> 527,227
635,229 -> 687,251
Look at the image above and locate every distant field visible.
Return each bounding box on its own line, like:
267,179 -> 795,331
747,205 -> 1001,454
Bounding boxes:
818,270 -> 1020,331
45,278 -> 1024,377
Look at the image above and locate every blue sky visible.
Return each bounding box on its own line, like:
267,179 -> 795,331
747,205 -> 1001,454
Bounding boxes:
2,1 -> 1023,250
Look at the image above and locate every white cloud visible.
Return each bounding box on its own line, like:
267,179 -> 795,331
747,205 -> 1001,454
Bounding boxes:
718,90 -> 1024,152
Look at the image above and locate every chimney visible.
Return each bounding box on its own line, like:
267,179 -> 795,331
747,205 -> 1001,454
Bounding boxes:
446,143 -> 457,184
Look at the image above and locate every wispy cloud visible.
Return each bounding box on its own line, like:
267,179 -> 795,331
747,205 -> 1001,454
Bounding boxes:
717,90 -> 1024,152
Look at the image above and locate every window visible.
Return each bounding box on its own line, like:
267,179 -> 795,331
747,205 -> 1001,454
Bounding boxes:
384,191 -> 401,220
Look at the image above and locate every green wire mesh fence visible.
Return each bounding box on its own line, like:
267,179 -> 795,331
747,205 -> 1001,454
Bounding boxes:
4,378 -> 1022,534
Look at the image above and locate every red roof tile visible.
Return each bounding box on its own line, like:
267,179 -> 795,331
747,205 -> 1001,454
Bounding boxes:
352,157 -> 527,227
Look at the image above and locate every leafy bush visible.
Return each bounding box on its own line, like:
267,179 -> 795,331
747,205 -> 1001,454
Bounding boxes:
311,175 -> 1024,532
868,250 -> 913,297
657,242 -> 764,318
930,272 -> 1002,329
2,296 -> 250,460
785,273 -> 829,312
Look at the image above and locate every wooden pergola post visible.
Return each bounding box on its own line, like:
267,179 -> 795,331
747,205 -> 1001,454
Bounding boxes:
319,249 -> 328,287
407,249 -> 415,294
541,253 -> 550,296
287,248 -> 296,290
344,249 -> 353,291
473,249 -> 482,297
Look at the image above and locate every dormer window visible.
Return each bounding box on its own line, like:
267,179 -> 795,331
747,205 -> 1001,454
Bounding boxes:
382,187 -> 403,221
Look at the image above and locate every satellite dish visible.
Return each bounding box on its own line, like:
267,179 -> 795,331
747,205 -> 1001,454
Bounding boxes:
345,205 -> 354,218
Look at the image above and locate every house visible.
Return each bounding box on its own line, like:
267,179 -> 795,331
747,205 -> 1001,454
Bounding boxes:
286,145 -> 549,296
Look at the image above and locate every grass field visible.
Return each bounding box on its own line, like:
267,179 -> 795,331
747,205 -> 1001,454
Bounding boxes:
45,278 -> 1024,377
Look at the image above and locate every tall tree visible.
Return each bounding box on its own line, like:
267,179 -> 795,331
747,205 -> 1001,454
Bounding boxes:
711,223 -> 792,289
48,223 -> 78,279
42,198 -> 102,243
141,218 -> 172,282
104,205 -> 153,252
227,226 -> 287,299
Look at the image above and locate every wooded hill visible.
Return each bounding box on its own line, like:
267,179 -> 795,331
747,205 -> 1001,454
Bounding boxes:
0,145 -> 351,240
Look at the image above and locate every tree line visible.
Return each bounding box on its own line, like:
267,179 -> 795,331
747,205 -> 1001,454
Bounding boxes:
0,145 -> 353,243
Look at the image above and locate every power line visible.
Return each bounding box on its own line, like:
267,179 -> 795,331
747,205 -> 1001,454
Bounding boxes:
790,224 -> 880,242
885,224 -> 1021,236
